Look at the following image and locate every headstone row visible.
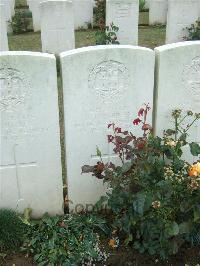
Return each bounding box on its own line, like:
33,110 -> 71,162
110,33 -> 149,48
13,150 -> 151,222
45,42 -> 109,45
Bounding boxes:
3,0 -> 200,54
40,0 -> 139,54
149,0 -> 200,43
28,0 -> 93,33
0,41 -> 199,216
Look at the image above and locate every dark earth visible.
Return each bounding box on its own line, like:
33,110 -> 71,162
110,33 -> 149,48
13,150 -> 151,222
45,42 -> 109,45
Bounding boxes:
1,246 -> 200,266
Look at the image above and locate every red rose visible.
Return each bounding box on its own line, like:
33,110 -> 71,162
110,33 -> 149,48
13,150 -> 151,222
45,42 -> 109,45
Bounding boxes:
115,127 -> 122,133
133,118 -> 142,125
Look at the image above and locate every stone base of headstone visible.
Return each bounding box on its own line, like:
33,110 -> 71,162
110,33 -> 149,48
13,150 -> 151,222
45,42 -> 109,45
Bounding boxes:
149,0 -> 168,25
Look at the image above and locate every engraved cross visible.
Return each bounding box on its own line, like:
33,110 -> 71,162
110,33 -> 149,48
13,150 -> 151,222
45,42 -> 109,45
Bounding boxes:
0,145 -> 37,200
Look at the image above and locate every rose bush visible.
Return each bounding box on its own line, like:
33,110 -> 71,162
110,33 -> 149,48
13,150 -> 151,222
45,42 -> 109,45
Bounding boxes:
82,105 -> 200,259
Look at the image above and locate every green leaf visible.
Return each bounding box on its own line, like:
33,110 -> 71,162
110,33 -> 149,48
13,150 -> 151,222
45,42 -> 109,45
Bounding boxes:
121,162 -> 132,173
124,234 -> 133,245
193,205 -> 200,222
180,201 -> 192,213
179,133 -> 187,143
190,142 -> 200,156
165,222 -> 179,237
165,129 -> 175,136
179,222 -> 192,234
96,146 -> 102,157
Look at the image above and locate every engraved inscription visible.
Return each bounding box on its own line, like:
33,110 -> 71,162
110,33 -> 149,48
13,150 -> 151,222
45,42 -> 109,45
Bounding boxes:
88,60 -> 129,102
115,4 -> 130,18
182,56 -> 200,103
0,67 -> 29,111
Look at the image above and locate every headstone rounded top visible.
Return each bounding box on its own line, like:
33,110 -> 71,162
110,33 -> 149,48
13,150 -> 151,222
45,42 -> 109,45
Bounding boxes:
155,41 -> 200,53
40,0 -> 72,6
60,45 -> 154,58
0,51 -> 56,59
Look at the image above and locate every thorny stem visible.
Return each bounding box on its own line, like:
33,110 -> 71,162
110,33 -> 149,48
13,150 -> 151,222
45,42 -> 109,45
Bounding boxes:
174,117 -> 178,142
184,117 -> 199,133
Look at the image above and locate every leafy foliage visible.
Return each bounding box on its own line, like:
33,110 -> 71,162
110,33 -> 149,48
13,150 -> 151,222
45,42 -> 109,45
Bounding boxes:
22,214 -> 109,265
93,0 -> 106,27
184,20 -> 200,41
139,0 -> 146,11
11,10 -> 30,34
0,209 -> 27,252
93,0 -> 119,45
82,105 -> 200,259
95,22 -> 120,45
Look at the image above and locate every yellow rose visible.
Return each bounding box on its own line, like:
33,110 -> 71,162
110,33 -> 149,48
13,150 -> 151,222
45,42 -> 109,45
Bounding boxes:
152,201 -> 161,209
165,140 -> 177,147
189,162 -> 200,177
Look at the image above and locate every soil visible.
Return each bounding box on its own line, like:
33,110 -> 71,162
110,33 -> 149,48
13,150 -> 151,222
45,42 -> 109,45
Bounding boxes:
1,246 -> 200,266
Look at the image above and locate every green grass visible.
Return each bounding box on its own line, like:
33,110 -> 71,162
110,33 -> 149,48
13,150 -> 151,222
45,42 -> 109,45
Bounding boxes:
8,26 -> 165,52
139,11 -> 149,25
139,26 -> 166,49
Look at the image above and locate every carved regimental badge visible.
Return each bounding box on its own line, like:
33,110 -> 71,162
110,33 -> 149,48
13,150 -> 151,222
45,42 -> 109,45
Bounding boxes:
0,67 -> 29,112
88,60 -> 129,102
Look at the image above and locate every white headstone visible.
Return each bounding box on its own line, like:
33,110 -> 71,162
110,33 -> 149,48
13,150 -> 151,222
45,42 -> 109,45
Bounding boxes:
106,0 -> 139,45
10,0 -> 15,16
40,0 -> 75,54
0,0 -> 12,21
0,0 -> 13,32
199,1 -> 200,19
73,0 -> 93,29
154,41 -> 200,162
166,0 -> 199,44
149,0 -> 168,25
0,51 -> 63,217
0,5 -> 9,51
145,0 -> 150,9
60,45 -> 155,210
28,0 -> 41,32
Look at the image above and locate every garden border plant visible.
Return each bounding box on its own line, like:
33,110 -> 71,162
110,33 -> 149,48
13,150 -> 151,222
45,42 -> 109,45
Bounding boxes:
0,209 -> 27,254
184,20 -> 200,41
82,104 -> 200,259
22,213 -> 110,266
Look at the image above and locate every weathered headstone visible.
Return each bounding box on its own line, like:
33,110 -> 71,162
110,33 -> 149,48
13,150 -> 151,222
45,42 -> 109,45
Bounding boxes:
40,0 -> 75,54
0,4 -> 9,51
145,0 -> 150,9
0,0 -> 12,21
149,0 -> 168,25
199,1 -> 200,19
106,0 -> 139,45
73,0 -> 93,29
154,41 -> 200,162
0,0 -> 14,32
0,51 -> 63,217
166,0 -> 199,44
60,45 -> 155,210
28,0 -> 41,32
